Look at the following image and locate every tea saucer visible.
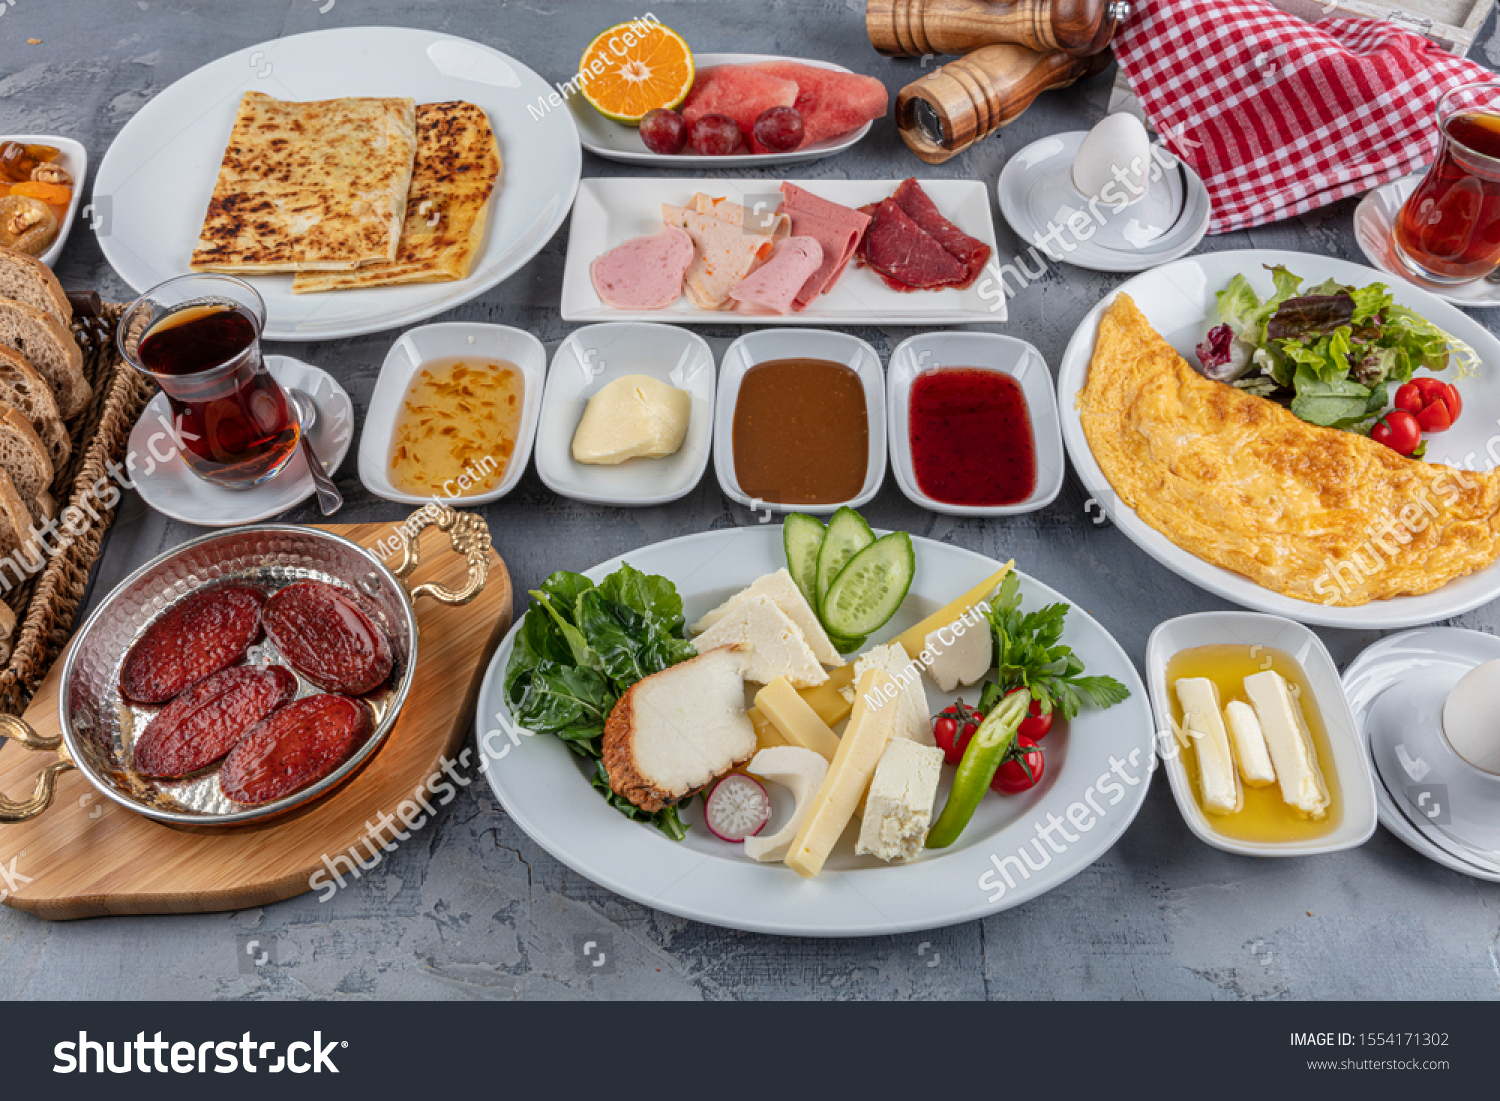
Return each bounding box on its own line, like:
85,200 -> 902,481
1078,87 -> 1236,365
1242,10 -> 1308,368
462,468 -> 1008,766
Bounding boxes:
1354,175 -> 1500,310
127,356 -> 354,527
996,131 -> 1211,274
1343,627 -> 1500,882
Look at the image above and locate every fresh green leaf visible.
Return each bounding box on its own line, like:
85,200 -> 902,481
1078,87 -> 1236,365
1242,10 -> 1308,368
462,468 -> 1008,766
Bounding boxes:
596,561 -> 686,636
508,659 -> 616,736
529,588 -> 598,670
1289,371 -> 1372,427
588,760 -> 689,841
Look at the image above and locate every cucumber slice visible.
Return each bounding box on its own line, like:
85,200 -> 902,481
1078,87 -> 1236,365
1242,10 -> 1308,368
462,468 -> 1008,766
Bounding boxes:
826,631 -> 868,655
815,507 -> 874,612
782,513 -> 826,612
821,532 -> 917,639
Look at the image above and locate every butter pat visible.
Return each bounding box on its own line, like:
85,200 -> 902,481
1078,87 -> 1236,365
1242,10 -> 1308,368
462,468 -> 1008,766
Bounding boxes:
1174,677 -> 1240,814
855,740 -> 944,862
1224,699 -> 1276,786
1243,671 -> 1329,817
571,374 -> 690,465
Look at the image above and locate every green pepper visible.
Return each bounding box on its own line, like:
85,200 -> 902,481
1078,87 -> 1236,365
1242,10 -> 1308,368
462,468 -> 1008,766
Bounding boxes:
925,688 -> 1031,849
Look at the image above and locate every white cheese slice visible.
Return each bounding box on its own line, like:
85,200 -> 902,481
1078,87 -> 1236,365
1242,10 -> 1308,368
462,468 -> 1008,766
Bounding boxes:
693,595 -> 827,688
1243,671 -> 1329,817
854,642 -> 933,747
920,615 -> 993,692
855,739 -> 944,862
1224,699 -> 1277,786
1174,677 -> 1241,814
690,569 -> 842,667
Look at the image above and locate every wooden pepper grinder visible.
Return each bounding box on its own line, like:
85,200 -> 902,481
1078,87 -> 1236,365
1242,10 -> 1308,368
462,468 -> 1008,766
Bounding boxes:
895,45 -> 1111,163
868,0 -> 1130,59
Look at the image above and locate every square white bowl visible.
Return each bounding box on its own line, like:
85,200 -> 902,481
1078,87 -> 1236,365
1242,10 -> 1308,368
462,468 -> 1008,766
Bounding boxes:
714,328 -> 886,514
536,323 -> 715,507
887,331 -> 1065,516
6,135 -> 86,268
358,322 -> 545,505
1145,611 -> 1378,857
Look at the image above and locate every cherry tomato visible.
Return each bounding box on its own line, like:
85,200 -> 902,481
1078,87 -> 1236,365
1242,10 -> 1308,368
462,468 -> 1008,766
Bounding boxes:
1005,685 -> 1054,740
991,735 -> 1045,794
1394,378 -> 1462,434
933,700 -> 983,766
1371,409 -> 1422,456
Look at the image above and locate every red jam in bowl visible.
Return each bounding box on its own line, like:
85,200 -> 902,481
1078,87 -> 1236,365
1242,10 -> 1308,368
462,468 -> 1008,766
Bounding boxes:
909,368 -> 1036,507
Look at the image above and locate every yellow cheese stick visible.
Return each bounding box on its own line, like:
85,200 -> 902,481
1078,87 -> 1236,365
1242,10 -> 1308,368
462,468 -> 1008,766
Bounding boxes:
748,706 -> 789,750
798,680 -> 853,727
756,677 -> 841,762
785,670 -> 898,879
894,563 -> 1012,662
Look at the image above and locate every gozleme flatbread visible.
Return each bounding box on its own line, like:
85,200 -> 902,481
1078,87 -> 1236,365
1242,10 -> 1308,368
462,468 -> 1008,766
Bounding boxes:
293,101 -> 502,293
190,91 -> 418,273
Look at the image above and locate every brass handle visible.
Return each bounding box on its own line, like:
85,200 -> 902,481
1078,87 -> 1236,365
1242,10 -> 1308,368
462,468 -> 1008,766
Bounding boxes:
389,505 -> 492,606
0,713 -> 74,823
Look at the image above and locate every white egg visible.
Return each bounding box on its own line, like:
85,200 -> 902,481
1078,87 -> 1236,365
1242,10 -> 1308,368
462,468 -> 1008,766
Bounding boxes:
1071,113 -> 1153,204
1442,658 -> 1500,774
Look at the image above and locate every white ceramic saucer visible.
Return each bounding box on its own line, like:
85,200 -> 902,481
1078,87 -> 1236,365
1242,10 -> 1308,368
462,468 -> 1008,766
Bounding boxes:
997,131 -> 1211,274
127,355 -> 354,527
1343,627 -> 1500,882
1354,174 -> 1500,310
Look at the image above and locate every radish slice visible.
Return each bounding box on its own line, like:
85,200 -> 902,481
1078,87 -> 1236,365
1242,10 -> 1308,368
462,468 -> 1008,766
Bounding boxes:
705,774 -> 770,842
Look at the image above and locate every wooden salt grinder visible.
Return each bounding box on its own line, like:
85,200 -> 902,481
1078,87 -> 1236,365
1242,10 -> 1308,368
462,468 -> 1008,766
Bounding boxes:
867,0 -> 1130,58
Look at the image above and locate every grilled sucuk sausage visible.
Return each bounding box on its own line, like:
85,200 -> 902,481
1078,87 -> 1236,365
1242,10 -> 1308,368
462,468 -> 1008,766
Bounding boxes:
262,580 -> 393,695
133,665 -> 298,779
120,585 -> 266,704
218,694 -> 372,805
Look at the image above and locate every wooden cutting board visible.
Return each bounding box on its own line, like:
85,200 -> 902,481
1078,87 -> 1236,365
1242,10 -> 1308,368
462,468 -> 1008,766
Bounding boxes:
0,521 -> 512,920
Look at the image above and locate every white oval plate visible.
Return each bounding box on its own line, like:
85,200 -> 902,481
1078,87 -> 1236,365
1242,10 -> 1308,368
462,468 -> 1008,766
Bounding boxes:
569,53 -> 876,167
475,526 -> 1154,937
1145,611 -> 1376,858
537,323 -> 714,507
887,331 -> 1064,516
5,135 -> 86,269
1057,249 -> 1500,629
714,329 -> 886,514
92,27 -> 581,341
1354,174 -> 1500,310
357,322 -> 545,506
128,355 -> 353,527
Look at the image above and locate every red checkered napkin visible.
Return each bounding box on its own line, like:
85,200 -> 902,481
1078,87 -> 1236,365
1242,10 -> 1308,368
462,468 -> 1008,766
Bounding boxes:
1112,0 -> 1495,234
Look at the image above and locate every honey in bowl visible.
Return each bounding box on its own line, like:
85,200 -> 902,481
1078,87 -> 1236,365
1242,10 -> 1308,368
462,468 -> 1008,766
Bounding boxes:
389,358 -> 522,497
1166,645 -> 1342,843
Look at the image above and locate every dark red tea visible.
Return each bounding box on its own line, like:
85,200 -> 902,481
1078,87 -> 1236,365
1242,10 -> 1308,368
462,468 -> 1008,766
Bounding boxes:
138,303 -> 298,486
909,368 -> 1036,507
1394,111 -> 1500,282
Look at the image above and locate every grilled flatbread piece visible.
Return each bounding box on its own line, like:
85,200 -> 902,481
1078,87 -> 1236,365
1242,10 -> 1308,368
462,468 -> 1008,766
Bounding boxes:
190,92 -> 418,273
1080,294 -> 1500,606
292,102 -> 501,293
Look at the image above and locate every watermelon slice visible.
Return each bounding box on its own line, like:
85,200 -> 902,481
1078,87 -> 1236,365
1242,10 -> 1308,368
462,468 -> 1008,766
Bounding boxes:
682,65 -> 797,134
750,62 -> 888,146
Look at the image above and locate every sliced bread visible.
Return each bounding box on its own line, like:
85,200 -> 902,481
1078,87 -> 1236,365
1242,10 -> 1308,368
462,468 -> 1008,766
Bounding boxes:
0,404 -> 52,515
0,247 -> 71,325
0,299 -> 89,419
0,345 -> 69,472
0,468 -> 34,562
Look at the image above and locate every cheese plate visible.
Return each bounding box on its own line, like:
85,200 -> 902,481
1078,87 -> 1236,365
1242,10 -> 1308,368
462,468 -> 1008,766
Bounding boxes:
475,526 -> 1153,937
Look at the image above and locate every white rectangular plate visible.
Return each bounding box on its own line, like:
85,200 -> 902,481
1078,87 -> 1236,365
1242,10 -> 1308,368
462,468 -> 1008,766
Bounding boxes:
561,177 -> 1006,325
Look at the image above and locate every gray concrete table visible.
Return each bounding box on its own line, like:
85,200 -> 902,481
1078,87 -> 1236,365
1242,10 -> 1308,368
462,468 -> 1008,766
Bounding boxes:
1,0 -> 1497,1000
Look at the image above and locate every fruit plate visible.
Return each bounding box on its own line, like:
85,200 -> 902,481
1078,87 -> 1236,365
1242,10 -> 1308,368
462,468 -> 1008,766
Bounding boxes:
561,177 -> 1006,325
91,26 -> 580,341
475,526 -> 1154,937
569,53 -> 876,168
1056,249 -> 1500,630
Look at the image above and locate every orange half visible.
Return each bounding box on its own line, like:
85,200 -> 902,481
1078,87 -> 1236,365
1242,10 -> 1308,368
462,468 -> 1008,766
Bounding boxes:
578,21 -> 695,124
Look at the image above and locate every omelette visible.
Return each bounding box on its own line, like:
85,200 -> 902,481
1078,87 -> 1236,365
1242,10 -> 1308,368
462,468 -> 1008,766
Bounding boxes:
292,101 -> 502,292
1079,294 -> 1500,606
190,92 -> 418,273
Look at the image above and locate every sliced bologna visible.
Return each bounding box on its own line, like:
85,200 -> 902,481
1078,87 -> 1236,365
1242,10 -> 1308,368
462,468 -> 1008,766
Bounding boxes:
779,182 -> 871,308
591,225 -> 696,310
729,237 -> 825,314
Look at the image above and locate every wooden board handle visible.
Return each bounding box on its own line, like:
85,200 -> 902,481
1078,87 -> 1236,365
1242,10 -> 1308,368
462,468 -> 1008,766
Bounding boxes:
895,44 -> 1110,164
868,0 -> 1127,57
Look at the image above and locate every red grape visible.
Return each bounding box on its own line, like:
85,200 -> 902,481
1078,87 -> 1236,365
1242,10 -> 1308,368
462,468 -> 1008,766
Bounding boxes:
688,113 -> 741,156
753,106 -> 805,152
639,108 -> 687,155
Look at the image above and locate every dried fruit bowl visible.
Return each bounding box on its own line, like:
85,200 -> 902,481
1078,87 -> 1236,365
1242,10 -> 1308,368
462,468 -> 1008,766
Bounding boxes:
0,506 -> 491,828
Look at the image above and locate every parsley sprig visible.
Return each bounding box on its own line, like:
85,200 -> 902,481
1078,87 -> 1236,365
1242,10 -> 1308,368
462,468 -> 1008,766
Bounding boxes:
984,573 -> 1130,720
